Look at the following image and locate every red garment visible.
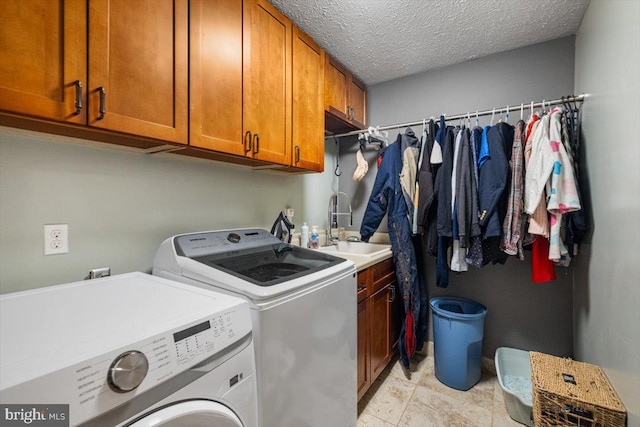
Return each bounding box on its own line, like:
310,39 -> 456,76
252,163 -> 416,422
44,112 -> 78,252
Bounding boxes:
526,114 -> 539,140
531,236 -> 556,283
405,309 -> 415,358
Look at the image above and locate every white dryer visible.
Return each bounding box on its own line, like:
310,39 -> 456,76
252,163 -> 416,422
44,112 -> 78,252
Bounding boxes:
0,272 -> 258,427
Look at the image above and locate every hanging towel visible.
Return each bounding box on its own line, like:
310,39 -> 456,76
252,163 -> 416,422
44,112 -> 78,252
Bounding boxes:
352,148 -> 369,181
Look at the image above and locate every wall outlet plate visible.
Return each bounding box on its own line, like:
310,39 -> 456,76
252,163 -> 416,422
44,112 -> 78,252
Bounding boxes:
44,224 -> 68,255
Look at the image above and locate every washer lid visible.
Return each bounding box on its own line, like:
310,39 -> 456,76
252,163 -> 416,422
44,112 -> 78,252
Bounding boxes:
191,243 -> 343,287
124,400 -> 243,427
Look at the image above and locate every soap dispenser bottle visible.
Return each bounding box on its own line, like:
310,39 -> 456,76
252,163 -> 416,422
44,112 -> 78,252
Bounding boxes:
300,222 -> 309,248
310,226 -> 319,249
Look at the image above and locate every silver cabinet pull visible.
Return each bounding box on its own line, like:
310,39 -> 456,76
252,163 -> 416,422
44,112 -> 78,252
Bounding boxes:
357,285 -> 367,292
388,285 -> 396,302
252,133 -> 259,155
295,145 -> 300,163
244,131 -> 252,153
97,87 -> 106,120
73,80 -> 82,115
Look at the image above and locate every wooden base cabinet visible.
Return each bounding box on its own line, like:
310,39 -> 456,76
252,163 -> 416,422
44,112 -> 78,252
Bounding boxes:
357,258 -> 400,400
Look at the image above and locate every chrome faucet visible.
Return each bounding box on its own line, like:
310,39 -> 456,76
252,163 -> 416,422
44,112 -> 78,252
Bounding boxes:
328,191 -> 353,243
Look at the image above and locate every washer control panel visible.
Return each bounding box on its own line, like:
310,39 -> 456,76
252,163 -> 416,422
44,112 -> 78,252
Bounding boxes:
1,303 -> 252,426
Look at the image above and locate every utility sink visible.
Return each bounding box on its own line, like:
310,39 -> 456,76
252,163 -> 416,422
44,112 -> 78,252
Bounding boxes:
318,241 -> 392,258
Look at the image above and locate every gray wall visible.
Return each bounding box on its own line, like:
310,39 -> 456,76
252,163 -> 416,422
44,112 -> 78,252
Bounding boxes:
340,37 -> 577,357
0,128 -> 338,294
573,1 -> 640,424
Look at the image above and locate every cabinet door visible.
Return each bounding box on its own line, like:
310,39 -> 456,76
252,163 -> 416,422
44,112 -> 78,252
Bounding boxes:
370,285 -> 392,380
0,0 -> 86,123
189,0 -> 244,155
349,76 -> 367,129
88,0 -> 188,144
389,280 -> 400,353
324,55 -> 349,121
357,298 -> 370,400
292,27 -> 324,172
243,0 -> 291,165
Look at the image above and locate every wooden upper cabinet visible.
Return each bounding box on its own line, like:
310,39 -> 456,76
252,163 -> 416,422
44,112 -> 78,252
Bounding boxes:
324,55 -> 350,122
88,0 -> 188,144
292,26 -> 324,172
189,0 -> 244,155
324,54 -> 367,133
349,76 -> 367,129
0,0 -> 87,124
243,0 -> 291,166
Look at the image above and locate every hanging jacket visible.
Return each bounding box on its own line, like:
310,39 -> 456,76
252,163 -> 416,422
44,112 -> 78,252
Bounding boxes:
455,127 -> 480,248
398,128 -> 421,228
360,140 -> 427,370
478,122 -> 514,239
433,117 -> 455,287
546,107 -> 581,262
466,126 -> 485,267
501,120 -> 527,259
417,119 -> 439,255
434,122 -> 456,238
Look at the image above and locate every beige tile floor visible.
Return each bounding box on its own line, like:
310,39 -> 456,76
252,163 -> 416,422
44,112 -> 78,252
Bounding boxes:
357,352 -> 525,427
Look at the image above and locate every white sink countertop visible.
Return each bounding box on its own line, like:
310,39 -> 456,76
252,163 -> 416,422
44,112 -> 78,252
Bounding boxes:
317,240 -> 392,271
291,230 -> 393,271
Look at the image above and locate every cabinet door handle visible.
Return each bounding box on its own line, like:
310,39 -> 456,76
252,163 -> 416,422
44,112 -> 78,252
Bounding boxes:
73,80 -> 83,115
295,145 -> 300,163
244,131 -> 252,153
357,285 -> 367,292
97,87 -> 106,120
252,133 -> 259,155
388,285 -> 396,302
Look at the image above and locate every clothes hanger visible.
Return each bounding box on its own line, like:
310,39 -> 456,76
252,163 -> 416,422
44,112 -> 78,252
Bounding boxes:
530,101 -> 534,119
520,103 -> 524,121
467,112 -> 471,128
475,110 -> 479,127
505,105 -> 510,123
490,108 -> 495,126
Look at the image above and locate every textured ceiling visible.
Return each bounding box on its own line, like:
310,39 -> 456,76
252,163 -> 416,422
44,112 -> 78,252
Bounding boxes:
270,0 -> 590,86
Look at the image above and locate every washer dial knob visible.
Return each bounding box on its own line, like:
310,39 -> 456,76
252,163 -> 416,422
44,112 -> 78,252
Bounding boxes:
227,233 -> 241,243
108,350 -> 149,393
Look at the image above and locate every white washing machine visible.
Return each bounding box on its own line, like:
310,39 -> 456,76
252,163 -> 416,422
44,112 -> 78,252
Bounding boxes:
153,228 -> 357,427
0,272 -> 258,427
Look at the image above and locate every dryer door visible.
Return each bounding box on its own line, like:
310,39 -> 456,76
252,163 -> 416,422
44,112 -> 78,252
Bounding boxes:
126,400 -> 243,427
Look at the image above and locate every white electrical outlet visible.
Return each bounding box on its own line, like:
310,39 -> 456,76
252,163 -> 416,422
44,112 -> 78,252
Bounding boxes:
44,224 -> 69,255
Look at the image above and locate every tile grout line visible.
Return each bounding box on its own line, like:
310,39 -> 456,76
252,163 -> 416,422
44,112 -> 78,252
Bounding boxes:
395,380 -> 419,426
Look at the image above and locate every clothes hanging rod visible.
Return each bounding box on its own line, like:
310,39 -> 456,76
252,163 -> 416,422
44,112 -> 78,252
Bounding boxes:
326,94 -> 586,139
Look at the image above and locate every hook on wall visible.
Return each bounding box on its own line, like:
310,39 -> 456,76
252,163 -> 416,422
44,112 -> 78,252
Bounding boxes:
334,137 -> 342,176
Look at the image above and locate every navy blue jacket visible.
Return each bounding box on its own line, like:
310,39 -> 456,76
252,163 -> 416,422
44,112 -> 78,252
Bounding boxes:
360,139 -> 427,369
478,122 -> 514,238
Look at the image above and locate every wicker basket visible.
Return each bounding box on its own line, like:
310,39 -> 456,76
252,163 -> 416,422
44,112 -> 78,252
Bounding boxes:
530,352 -> 626,427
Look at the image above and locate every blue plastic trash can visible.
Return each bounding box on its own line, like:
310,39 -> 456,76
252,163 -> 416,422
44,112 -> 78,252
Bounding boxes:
430,296 -> 488,391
